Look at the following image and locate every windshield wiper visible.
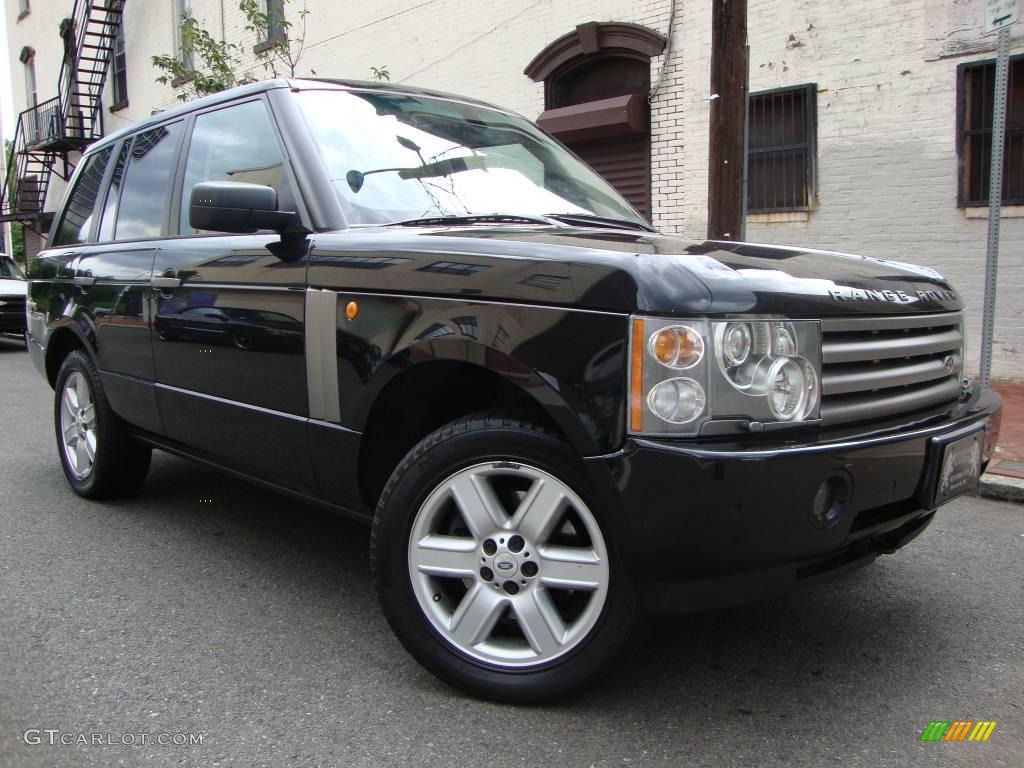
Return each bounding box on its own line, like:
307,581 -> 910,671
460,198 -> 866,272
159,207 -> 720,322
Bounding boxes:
388,213 -> 557,227
544,212 -> 654,232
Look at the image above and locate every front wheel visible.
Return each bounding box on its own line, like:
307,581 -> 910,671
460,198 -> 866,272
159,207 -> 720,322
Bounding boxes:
371,412 -> 636,702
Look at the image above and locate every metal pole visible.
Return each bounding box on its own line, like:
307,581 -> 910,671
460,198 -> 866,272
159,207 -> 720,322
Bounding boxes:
978,27 -> 1010,391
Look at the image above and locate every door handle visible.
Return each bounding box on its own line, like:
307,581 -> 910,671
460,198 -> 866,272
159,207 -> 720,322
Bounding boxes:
151,269 -> 181,290
73,275 -> 95,287
54,252 -> 79,279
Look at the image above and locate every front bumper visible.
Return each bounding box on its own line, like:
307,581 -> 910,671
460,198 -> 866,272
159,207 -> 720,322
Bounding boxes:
586,388 -> 1002,614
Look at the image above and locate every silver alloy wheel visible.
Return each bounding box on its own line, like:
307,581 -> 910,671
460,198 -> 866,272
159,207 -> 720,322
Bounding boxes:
408,461 -> 610,668
59,371 -> 97,480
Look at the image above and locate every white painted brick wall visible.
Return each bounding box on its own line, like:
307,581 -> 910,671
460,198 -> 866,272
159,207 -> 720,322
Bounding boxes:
5,0 -> 1022,377
726,0 -> 1024,379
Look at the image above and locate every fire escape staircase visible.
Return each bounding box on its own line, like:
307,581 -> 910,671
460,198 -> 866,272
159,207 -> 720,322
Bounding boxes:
1,0 -> 125,226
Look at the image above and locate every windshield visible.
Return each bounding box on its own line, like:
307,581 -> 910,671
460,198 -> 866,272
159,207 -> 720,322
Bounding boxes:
294,89 -> 648,227
0,257 -> 26,280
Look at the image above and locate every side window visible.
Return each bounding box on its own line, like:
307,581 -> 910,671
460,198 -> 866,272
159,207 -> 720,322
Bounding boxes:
53,146 -> 113,246
97,141 -> 130,242
179,100 -> 286,235
114,121 -> 183,241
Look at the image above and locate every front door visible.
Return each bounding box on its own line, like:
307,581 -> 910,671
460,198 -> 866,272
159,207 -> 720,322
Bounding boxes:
150,98 -> 313,490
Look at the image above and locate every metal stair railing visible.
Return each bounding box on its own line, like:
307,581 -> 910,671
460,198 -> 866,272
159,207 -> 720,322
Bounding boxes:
1,107 -> 59,224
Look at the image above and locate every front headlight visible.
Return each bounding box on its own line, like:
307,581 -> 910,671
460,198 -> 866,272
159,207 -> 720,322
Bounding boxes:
629,316 -> 822,435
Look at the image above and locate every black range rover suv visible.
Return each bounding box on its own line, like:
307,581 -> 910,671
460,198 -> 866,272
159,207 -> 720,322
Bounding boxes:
27,79 -> 1002,702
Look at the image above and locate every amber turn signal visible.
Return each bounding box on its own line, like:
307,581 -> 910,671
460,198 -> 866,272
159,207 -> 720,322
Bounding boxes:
345,301 -> 359,320
649,326 -> 703,369
651,328 -> 678,365
630,318 -> 645,433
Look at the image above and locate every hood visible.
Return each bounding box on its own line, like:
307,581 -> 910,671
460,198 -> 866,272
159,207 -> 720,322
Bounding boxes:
0,278 -> 27,297
309,226 -> 961,317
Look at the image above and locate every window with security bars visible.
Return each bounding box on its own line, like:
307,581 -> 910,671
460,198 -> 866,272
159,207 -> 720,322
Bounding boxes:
747,84 -> 817,213
958,55 -> 1024,206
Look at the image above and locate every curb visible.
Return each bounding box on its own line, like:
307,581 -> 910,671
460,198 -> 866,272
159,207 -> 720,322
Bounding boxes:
978,473 -> 1024,504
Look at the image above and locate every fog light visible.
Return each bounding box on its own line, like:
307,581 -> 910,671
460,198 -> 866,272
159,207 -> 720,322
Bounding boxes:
810,476 -> 848,528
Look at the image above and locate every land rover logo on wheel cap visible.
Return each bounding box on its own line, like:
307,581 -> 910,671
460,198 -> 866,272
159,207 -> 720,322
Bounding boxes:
494,556 -> 517,576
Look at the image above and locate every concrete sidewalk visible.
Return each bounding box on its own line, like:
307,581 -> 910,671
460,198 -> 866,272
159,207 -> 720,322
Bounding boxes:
979,381 -> 1024,503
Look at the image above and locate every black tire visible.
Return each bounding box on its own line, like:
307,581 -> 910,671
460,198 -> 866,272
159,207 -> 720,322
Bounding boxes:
53,349 -> 152,498
371,411 -> 636,702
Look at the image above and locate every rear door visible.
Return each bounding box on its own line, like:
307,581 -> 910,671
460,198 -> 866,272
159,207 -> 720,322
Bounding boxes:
70,121 -> 186,434
150,97 -> 313,490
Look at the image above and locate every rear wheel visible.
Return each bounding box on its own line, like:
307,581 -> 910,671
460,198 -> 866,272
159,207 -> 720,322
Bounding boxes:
54,350 -> 151,498
371,412 -> 636,702
231,329 -> 253,350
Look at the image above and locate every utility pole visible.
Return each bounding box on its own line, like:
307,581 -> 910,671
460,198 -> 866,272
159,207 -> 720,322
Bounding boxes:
707,0 -> 749,241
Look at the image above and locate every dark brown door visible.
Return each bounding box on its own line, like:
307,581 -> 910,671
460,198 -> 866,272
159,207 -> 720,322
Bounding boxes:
541,55 -> 653,221
568,135 -> 651,220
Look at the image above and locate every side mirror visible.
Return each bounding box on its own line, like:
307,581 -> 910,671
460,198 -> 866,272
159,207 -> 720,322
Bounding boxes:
189,181 -> 296,234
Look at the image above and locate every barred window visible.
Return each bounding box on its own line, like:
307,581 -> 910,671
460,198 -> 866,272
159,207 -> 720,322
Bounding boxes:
958,55 -> 1024,206
747,84 -> 817,213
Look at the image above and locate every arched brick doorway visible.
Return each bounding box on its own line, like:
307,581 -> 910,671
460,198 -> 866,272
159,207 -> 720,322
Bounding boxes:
525,22 -> 666,221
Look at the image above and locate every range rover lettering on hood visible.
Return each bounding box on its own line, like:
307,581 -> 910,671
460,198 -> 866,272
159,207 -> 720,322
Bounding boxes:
828,286 -> 958,304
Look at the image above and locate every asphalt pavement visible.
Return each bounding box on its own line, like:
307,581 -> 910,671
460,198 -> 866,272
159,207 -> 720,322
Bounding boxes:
0,338 -> 1021,768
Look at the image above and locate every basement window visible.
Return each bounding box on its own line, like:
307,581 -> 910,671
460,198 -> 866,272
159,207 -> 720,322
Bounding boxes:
747,83 -> 817,213
958,55 -> 1024,207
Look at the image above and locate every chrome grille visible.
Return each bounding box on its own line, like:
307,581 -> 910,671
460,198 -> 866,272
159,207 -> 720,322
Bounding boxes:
820,313 -> 963,426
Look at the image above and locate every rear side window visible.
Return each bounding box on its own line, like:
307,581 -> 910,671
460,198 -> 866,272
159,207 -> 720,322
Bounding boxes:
97,141 -> 130,242
114,121 -> 183,241
179,100 -> 286,235
52,146 -> 113,246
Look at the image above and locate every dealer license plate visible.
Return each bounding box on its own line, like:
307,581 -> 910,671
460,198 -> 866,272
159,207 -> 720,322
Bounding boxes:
934,430 -> 983,507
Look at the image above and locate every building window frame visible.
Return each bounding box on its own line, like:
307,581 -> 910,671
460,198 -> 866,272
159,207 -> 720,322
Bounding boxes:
174,0 -> 194,70
110,22 -> 129,111
20,47 -> 39,144
21,47 -> 37,108
956,53 -> 1024,208
253,0 -> 286,53
18,0 -> 30,21
746,83 -> 818,215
